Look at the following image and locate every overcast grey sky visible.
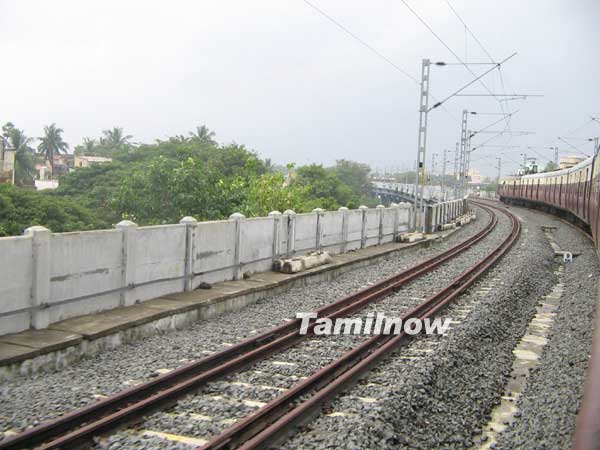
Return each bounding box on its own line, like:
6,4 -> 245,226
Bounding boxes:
1,0 -> 599,176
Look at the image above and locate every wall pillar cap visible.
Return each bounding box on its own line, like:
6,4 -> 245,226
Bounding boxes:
358,205 -> 369,210
283,209 -> 296,215
312,208 -> 325,213
338,206 -> 349,211
116,220 -> 138,229
24,225 -> 50,235
376,204 -> 386,209
229,212 -> 245,220
268,210 -> 282,216
180,216 -> 198,225
390,202 -> 399,207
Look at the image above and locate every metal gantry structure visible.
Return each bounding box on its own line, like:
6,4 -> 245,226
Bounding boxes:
411,54 -> 517,230
459,109 -> 471,199
496,157 -> 502,184
413,59 -> 431,231
441,148 -> 447,201
453,142 -> 459,199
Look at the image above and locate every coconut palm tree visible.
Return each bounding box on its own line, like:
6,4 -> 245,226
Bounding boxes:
1,122 -> 15,162
9,128 -> 36,185
82,137 -> 96,152
101,127 -> 132,149
38,123 -> 69,177
189,125 -> 216,145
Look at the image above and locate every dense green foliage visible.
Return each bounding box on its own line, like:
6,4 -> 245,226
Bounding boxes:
0,125 -> 376,235
295,161 -> 374,210
0,184 -> 100,237
56,132 -> 375,227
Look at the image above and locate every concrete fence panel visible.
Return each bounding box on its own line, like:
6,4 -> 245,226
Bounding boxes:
0,236 -> 33,334
398,204 -> 411,233
320,211 -> 344,254
48,230 -> 122,322
193,220 -> 237,285
132,224 -> 186,304
381,207 -> 397,244
364,209 -> 380,247
346,210 -> 364,251
293,213 -> 318,255
240,217 -> 275,275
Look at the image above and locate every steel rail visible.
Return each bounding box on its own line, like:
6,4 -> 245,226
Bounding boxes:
0,206 -> 495,450
199,203 -> 520,450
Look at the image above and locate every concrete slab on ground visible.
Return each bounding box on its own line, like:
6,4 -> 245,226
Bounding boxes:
49,302 -> 177,339
0,342 -> 40,365
0,329 -> 82,353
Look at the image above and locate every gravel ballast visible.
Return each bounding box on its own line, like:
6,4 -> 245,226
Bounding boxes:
495,211 -> 599,449
278,204 -> 557,449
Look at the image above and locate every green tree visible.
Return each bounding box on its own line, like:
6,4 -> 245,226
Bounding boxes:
543,161 -> 558,172
333,159 -> 372,197
241,172 -> 310,217
9,128 -> 36,185
189,125 -> 216,145
101,127 -> 132,149
1,122 -> 36,185
37,123 -> 69,177
0,184 -> 101,236
73,137 -> 97,155
296,164 -> 353,209
1,122 -> 15,162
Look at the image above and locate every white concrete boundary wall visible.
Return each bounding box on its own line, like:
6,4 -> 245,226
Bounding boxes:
0,201 -> 466,334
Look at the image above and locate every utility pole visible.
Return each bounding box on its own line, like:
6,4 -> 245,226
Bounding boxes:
552,147 -> 559,167
431,152 -> 437,201
465,130 -> 473,196
459,110 -> 469,198
496,157 -> 502,184
413,59 -> 431,232
453,142 -> 459,199
442,148 -> 447,201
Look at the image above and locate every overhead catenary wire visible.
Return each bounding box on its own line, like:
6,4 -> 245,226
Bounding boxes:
302,0 -> 419,84
400,0 -> 511,119
470,110 -> 520,138
301,0 -> 459,122
428,53 -> 517,111
557,137 -> 591,157
442,0 -> 516,144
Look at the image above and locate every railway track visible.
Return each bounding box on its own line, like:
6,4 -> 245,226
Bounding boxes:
0,201 -> 519,450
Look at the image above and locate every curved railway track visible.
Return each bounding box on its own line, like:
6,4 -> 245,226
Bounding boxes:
0,201 -> 519,450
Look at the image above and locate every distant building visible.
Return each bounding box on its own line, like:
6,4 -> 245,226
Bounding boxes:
74,155 -> 112,168
559,156 -> 585,170
35,179 -> 59,190
0,139 -> 15,185
468,168 -> 482,185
